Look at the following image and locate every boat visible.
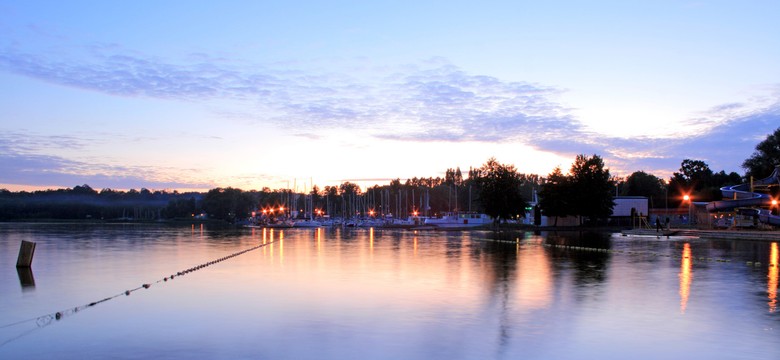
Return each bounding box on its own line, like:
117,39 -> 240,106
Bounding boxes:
293,219 -> 322,227
265,219 -> 295,228
424,212 -> 493,229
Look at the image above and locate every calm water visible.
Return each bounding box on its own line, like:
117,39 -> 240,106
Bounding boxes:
1,223 -> 778,359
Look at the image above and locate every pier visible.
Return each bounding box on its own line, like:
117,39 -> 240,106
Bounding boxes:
622,228 -> 780,241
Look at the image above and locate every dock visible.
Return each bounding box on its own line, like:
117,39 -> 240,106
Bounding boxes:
621,228 -> 780,241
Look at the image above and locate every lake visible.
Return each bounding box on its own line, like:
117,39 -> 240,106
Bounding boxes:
1,223 -> 779,359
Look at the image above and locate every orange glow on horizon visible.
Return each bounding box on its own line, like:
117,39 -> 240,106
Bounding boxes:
679,243 -> 692,314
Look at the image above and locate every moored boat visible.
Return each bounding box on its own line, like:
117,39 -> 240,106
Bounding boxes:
424,212 -> 493,228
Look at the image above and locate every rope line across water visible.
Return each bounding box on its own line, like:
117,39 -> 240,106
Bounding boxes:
1,238 -> 279,347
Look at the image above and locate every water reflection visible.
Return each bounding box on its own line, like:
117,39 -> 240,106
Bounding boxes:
3,225 -> 780,359
769,242 -> 778,313
679,243 -> 692,314
15,267 -> 35,290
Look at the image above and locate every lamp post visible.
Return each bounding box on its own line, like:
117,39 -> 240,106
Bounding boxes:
683,194 -> 692,227
664,182 -> 668,217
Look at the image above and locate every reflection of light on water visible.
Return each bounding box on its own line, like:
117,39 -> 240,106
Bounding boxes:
769,242 -> 778,313
413,237 -> 418,256
370,228 -> 374,253
515,246 -> 552,310
316,228 -> 322,254
679,243 -> 692,314
280,230 -> 284,264
263,228 -> 267,255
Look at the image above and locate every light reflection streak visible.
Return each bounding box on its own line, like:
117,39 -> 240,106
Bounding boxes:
679,243 -> 692,314
369,228 -> 374,254
413,236 -> 418,256
280,230 -> 284,264
514,246 -> 552,310
769,242 -> 778,313
263,228 -> 267,255
316,228 -> 322,254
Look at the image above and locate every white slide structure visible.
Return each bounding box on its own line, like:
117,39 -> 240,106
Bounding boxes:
705,166 -> 780,226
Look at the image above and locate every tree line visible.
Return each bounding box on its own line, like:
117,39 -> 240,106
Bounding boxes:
2,127 -> 778,224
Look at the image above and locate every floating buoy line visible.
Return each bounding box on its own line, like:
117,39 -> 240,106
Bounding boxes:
475,236 -> 770,267
540,242 -> 774,267
1,238 -> 280,347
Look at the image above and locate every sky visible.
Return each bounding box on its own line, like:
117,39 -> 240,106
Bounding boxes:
1,0 -> 779,192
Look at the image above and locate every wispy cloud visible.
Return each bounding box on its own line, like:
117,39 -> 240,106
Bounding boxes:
0,133 -> 214,190
0,44 -> 576,140
2,40 -> 779,181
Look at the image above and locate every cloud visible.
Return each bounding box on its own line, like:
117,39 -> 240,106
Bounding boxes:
2,39 -> 779,180
0,43 -> 578,142
0,134 -> 214,190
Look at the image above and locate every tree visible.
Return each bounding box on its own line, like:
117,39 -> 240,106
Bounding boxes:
472,158 -> 528,225
202,187 -> 254,222
743,127 -> 780,179
569,154 -> 615,224
538,166 -> 570,226
672,159 -> 713,191
445,167 -> 463,186
622,171 -> 665,208
669,159 -> 717,203
339,182 -> 362,196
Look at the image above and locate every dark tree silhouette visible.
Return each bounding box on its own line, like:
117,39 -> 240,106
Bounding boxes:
472,158 -> 528,225
743,127 -> 780,180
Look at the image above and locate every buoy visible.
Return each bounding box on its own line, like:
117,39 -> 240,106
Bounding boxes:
125,290 -> 130,296
142,284 -> 151,289
55,312 -> 62,320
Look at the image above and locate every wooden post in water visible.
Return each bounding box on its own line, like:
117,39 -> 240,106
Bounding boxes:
16,240 -> 36,268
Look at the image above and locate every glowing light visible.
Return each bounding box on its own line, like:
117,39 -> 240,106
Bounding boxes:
772,199 -> 778,206
683,194 -> 690,202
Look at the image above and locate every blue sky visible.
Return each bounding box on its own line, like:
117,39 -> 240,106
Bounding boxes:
1,0 -> 779,191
